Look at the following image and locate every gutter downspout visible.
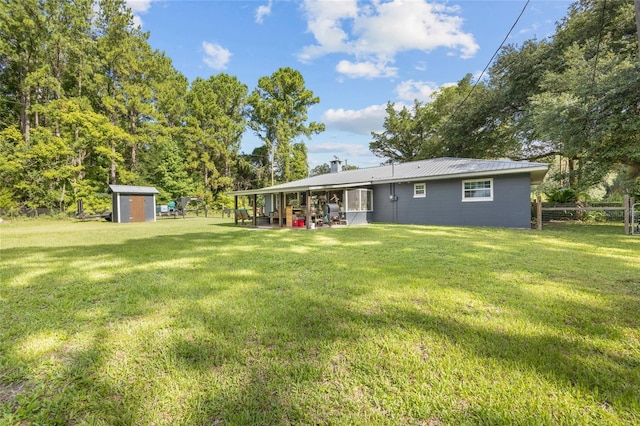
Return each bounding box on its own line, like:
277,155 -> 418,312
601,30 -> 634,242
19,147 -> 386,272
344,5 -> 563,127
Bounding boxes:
390,183 -> 397,224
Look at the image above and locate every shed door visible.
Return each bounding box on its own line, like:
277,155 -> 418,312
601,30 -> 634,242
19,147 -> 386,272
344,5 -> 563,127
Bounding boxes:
129,196 -> 145,222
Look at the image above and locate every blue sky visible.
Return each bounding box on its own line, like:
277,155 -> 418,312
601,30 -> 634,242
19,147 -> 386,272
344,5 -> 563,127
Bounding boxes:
127,0 -> 572,169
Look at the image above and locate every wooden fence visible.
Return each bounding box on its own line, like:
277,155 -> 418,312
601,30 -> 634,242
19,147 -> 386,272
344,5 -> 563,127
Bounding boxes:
533,195 -> 636,234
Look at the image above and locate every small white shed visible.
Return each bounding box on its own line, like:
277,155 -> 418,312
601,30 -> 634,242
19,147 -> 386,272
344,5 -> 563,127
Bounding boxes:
108,185 -> 160,223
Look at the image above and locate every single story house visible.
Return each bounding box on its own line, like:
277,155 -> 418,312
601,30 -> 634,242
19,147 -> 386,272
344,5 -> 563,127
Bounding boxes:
230,157 -> 549,229
108,185 -> 160,223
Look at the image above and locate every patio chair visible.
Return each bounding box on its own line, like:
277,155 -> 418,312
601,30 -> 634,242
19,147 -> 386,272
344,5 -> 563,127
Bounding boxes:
235,209 -> 252,225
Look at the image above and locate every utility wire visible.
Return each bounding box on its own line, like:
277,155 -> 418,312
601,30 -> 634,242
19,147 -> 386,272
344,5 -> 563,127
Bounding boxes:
449,0 -> 531,119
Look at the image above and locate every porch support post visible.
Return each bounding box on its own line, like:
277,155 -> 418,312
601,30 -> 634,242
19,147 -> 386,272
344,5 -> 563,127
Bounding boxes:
307,190 -> 312,229
234,196 -> 239,225
279,192 -> 284,227
252,194 -> 257,226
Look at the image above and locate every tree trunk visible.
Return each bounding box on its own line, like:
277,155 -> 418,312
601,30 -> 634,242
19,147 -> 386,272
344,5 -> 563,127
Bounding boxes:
110,140 -> 117,184
130,110 -> 137,171
22,88 -> 31,143
59,182 -> 66,211
270,145 -> 275,186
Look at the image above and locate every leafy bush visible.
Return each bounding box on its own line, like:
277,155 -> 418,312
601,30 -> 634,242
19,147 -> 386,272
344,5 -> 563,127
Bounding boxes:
0,187 -> 20,215
545,188 -> 577,203
582,210 -> 606,222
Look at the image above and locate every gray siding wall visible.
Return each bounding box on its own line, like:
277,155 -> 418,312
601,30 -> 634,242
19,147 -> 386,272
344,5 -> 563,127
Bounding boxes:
144,195 -> 156,221
345,211 -> 369,225
371,174 -> 533,228
115,194 -> 130,223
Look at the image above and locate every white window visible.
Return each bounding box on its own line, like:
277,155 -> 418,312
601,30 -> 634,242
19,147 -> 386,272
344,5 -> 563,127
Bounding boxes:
346,188 -> 373,212
413,183 -> 426,198
462,178 -> 493,202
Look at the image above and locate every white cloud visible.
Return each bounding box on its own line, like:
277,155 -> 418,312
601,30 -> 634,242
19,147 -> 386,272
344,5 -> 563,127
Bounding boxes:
126,0 -> 154,14
351,1 -> 478,59
132,14 -> 144,28
255,0 -> 273,24
298,0 -> 358,62
415,61 -> 428,72
125,0 -> 155,27
335,60 -> 397,79
322,104 -> 403,135
202,42 -> 232,70
395,80 -> 439,102
299,0 -> 478,76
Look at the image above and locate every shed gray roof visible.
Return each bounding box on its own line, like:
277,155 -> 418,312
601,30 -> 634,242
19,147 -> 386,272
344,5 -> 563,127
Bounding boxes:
108,185 -> 160,195
231,157 -> 549,196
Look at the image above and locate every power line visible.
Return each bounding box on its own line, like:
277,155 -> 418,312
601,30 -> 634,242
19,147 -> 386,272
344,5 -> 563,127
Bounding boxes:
449,0 -> 531,119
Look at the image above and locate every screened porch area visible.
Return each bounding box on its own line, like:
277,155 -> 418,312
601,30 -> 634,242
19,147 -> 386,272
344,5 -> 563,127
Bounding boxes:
232,187 -> 373,228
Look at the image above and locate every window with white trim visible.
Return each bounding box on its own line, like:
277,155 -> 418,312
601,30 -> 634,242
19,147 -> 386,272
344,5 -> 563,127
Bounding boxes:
462,178 -> 493,202
413,183 -> 426,198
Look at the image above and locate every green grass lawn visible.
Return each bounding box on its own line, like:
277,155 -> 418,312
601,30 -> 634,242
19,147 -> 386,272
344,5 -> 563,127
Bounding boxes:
1,218 -> 639,425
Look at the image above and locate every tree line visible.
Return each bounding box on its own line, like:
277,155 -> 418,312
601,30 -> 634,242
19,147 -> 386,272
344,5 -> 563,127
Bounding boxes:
371,0 -> 640,197
2,0 -> 638,215
0,0 -> 323,214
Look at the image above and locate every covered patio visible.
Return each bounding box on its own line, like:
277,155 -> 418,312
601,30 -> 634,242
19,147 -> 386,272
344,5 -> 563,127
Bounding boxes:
230,185 -> 371,229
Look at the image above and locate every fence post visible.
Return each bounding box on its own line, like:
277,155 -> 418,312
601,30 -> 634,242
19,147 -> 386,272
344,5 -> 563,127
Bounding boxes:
536,194 -> 542,230
624,194 -> 630,235
633,197 -> 637,235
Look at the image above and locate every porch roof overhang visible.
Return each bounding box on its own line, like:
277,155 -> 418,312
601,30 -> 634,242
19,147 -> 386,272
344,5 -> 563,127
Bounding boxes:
230,181 -> 372,197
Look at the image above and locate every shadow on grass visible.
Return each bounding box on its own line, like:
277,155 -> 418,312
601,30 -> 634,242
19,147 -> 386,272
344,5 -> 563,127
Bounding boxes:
1,223 -> 638,423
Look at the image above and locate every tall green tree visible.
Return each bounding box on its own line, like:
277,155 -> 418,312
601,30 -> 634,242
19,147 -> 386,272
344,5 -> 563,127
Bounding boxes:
370,100 -> 441,163
0,0 -> 198,212
0,0 -> 46,141
248,67 -> 324,185
529,0 -> 640,188
484,39 -> 561,160
234,154 -> 258,191
93,0 -> 146,184
242,146 -> 270,189
185,73 -> 248,198
290,142 -> 309,180
434,74 -> 522,159
0,0 -> 115,209
137,53 -> 194,200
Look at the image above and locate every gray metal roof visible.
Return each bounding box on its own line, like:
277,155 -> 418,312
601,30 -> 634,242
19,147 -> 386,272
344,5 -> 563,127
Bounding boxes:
231,157 -> 549,195
108,185 -> 160,195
